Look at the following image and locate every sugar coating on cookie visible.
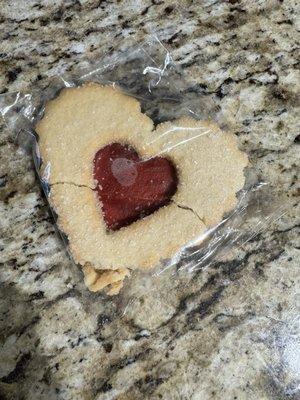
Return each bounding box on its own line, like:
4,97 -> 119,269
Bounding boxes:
149,118 -> 249,226
36,84 -> 154,187
36,83 -> 248,294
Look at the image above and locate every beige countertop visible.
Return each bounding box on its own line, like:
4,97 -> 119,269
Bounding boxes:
0,1 -> 299,399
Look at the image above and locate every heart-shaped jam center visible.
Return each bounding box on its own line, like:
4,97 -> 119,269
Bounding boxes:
93,143 -> 178,230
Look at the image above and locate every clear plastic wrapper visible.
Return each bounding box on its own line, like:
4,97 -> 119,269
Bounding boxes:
0,35 -> 286,306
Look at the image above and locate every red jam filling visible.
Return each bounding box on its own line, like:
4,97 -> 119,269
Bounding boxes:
93,143 -> 178,230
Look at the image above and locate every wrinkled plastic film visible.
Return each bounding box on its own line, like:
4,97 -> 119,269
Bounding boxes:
0,35 -> 287,303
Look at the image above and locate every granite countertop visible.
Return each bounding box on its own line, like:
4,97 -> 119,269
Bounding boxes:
0,1 -> 299,399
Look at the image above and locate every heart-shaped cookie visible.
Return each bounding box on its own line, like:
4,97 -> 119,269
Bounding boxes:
36,83 -> 248,294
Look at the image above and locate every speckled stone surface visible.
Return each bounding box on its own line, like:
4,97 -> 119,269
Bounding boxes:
0,1 -> 299,400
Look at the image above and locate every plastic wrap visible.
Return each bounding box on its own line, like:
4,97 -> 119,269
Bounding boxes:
0,35 -> 286,304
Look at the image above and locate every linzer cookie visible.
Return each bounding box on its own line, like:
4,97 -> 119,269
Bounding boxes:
36,83 -> 248,294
